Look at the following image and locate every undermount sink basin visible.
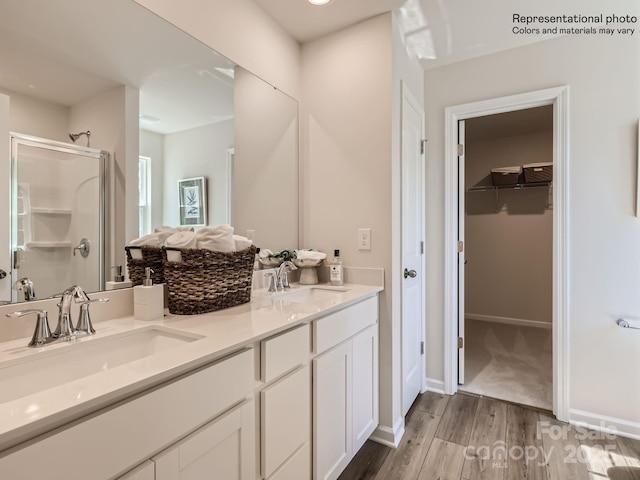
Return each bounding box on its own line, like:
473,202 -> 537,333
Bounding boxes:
0,326 -> 203,404
275,286 -> 350,304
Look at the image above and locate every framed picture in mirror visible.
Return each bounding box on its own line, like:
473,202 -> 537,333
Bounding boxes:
179,177 -> 207,226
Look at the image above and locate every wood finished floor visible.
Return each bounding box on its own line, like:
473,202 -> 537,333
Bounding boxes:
338,392 -> 640,480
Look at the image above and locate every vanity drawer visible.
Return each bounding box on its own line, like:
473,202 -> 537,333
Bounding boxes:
0,349 -> 254,480
313,296 -> 378,354
261,324 -> 310,383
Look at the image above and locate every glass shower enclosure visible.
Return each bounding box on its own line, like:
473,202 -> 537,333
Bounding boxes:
10,133 -> 108,301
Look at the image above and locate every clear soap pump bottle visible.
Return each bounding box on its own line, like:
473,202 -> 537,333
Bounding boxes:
329,249 -> 344,286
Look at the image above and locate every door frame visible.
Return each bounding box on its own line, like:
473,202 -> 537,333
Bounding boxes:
443,86 -> 570,421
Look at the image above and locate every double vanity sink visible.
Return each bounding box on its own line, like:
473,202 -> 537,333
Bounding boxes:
0,284 -> 378,453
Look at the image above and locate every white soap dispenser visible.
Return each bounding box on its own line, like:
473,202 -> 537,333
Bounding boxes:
133,267 -> 164,321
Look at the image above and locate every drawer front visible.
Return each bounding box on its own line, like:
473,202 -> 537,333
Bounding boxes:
261,323 -> 310,383
268,442 -> 311,480
262,364 -> 311,478
313,297 -> 378,354
0,349 -> 254,480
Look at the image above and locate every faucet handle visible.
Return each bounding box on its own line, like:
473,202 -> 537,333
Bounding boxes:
75,298 -> 109,336
6,309 -> 53,347
265,273 -> 278,293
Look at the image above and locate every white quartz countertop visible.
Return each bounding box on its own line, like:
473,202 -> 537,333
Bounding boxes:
0,282 -> 382,452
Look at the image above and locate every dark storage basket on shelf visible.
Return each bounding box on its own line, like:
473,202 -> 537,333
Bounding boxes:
490,166 -> 522,186
523,162 -> 553,183
162,245 -> 256,315
125,246 -> 165,286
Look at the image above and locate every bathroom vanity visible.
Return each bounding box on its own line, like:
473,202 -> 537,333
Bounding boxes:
0,282 -> 381,480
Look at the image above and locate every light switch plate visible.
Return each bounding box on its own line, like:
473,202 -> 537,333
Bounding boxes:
358,228 -> 371,251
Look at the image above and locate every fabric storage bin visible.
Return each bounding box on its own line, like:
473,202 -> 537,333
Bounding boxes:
523,162 -> 553,183
491,166 -> 522,186
125,246 -> 164,286
162,245 -> 256,315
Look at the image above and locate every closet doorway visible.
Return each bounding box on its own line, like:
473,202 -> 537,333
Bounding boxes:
458,106 -> 553,411
443,86 -> 570,420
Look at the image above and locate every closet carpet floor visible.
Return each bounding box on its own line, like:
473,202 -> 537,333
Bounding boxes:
460,319 -> 552,411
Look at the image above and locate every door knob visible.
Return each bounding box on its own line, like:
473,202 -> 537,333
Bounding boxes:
0,269 -> 6,279
404,268 -> 417,279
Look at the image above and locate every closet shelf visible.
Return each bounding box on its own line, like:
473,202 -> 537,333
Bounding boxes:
466,182 -> 552,192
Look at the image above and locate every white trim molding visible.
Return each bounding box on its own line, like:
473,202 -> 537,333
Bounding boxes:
370,416 -> 405,448
425,378 -> 445,394
570,409 -> 640,441
443,86 -> 570,421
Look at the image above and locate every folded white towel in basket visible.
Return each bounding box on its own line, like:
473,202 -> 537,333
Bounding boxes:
233,235 -> 253,251
165,231 -> 198,249
196,225 -> 236,252
129,233 -> 163,247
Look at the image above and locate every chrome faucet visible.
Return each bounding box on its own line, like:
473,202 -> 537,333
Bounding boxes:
276,261 -> 297,290
6,285 -> 109,348
54,285 -> 87,339
13,277 -> 36,301
53,285 -> 109,339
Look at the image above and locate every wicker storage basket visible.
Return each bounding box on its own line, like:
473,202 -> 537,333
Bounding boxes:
125,246 -> 164,286
162,245 -> 256,315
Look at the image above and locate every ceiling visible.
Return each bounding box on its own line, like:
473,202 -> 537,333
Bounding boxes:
0,0 -> 235,134
253,0 -> 571,69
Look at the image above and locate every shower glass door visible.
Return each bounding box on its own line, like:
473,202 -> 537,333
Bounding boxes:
11,134 -> 107,301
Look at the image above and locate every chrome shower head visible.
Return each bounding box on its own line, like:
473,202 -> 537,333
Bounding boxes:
69,130 -> 91,147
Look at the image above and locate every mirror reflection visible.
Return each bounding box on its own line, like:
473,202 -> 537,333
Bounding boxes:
0,0 -> 299,303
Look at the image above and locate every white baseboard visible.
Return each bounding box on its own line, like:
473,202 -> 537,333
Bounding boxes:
426,378 -> 445,394
569,408 -> 640,441
369,417 -> 405,448
466,313 -> 552,330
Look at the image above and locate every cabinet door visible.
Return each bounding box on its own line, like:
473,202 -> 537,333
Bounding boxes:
154,400 -> 255,480
352,324 -> 379,453
118,461 -> 155,480
262,364 -> 310,479
313,341 -> 352,480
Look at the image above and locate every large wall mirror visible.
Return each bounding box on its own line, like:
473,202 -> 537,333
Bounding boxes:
0,0 -> 299,302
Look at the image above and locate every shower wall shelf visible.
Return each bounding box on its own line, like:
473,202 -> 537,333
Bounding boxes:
26,241 -> 73,249
466,182 -> 553,211
30,208 -> 72,215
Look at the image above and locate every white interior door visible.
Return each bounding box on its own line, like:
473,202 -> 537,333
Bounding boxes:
401,84 -> 425,416
457,120 -> 466,384
0,94 -> 10,302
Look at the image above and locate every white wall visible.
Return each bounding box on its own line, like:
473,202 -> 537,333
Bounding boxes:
0,88 -> 69,141
424,34 -> 640,431
133,0 -> 301,100
162,121 -> 234,227
465,131 -> 553,325
233,67 -> 298,251
70,85 -> 139,277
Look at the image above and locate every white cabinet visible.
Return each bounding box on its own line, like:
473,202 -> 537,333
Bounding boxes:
154,400 -> 255,480
261,365 -> 310,479
312,297 -> 379,480
260,324 -> 311,480
0,349 -> 254,480
352,324 -> 379,453
313,341 -> 352,480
